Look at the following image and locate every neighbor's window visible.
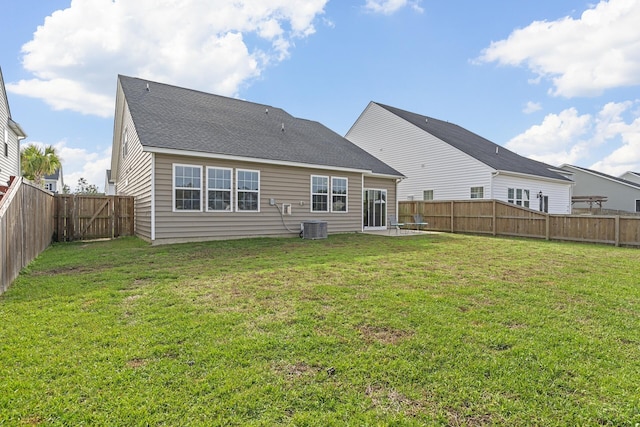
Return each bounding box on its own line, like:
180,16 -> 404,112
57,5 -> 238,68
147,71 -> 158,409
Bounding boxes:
470,187 -> 484,199
636,199 -> 640,212
206,167 -> 232,211
3,128 -> 7,157
311,175 -> 329,212
331,177 -> 348,212
122,128 -> 128,159
508,188 -> 530,208
423,190 -> 434,200
173,164 -> 202,211
236,169 -> 259,211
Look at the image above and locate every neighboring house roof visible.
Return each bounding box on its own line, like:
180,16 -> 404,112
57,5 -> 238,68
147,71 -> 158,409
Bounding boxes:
561,164 -> 640,190
44,168 -> 62,181
118,75 -> 403,177
375,103 -> 571,182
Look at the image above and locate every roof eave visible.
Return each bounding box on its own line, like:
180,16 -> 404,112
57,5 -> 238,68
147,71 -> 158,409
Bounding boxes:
492,169 -> 573,185
8,119 -> 26,139
143,145 -> 381,175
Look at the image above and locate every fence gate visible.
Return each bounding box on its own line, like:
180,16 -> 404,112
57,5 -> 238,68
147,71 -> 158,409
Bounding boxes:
55,195 -> 134,242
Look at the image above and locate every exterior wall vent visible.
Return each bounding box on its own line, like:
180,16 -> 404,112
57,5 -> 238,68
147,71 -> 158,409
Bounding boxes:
301,220 -> 327,239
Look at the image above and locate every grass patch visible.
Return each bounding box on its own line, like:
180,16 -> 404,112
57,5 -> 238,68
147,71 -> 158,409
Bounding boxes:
1,233 -> 639,425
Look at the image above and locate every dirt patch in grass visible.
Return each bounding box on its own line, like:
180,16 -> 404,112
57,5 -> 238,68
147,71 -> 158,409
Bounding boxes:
358,325 -> 413,345
126,358 -> 147,369
365,384 -> 424,416
272,361 -> 318,379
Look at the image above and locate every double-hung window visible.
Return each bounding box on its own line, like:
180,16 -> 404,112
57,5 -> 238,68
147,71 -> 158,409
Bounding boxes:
3,128 -> 8,157
206,167 -> 232,211
423,190 -> 434,200
173,164 -> 202,211
311,175 -> 329,212
331,177 -> 348,212
236,169 -> 259,211
470,187 -> 484,199
508,188 -> 530,208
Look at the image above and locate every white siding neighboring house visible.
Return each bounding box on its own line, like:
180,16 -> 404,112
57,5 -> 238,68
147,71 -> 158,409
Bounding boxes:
620,171 -> 640,185
560,164 -> 640,213
104,169 -> 115,195
110,76 -> 403,244
346,102 -> 573,214
0,66 -> 26,188
43,167 -> 64,193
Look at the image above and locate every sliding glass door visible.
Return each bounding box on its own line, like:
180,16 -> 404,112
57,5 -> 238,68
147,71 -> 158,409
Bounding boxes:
363,189 -> 387,229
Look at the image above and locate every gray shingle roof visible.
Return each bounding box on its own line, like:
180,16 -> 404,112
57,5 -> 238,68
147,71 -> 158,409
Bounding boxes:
119,75 -> 402,177
376,103 -> 571,182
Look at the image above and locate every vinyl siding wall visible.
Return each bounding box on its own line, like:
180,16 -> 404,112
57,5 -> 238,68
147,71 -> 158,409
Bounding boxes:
562,167 -> 640,213
347,103 -> 494,201
113,99 -> 153,240
152,154 -> 387,244
0,83 -> 20,185
492,173 -> 572,214
620,172 -> 640,185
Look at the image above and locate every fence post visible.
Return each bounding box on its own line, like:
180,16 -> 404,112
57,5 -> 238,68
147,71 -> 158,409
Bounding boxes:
112,196 -> 119,238
615,216 -> 620,247
545,213 -> 550,241
492,200 -> 497,236
450,201 -> 455,233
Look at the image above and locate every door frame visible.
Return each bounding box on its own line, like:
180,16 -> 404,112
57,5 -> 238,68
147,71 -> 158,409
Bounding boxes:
363,188 -> 387,230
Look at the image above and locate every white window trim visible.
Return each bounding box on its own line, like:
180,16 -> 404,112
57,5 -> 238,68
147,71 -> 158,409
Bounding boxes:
206,166 -> 233,212
470,186 -> 484,199
508,187 -> 530,208
311,175 -> 329,212
423,189 -> 434,201
236,168 -> 260,212
122,128 -> 128,159
172,163 -> 202,212
331,176 -> 348,213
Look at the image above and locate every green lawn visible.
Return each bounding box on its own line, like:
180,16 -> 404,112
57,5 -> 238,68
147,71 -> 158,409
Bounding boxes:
1,233 -> 639,426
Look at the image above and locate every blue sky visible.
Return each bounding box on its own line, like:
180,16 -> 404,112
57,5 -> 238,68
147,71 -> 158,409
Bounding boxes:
2,0 -> 640,191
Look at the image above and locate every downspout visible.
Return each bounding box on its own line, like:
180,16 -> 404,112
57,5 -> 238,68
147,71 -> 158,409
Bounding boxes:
151,153 -> 156,242
361,174 -> 364,231
491,171 -> 500,199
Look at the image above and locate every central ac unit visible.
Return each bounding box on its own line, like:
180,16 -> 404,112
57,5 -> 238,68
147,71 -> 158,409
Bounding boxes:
301,220 -> 327,239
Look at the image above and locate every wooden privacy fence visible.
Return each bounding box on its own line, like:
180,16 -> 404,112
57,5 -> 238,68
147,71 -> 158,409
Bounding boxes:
54,195 -> 135,242
399,200 -> 640,248
0,178 -> 55,295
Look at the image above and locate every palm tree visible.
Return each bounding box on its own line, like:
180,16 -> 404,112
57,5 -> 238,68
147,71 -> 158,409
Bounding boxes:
20,144 -> 62,187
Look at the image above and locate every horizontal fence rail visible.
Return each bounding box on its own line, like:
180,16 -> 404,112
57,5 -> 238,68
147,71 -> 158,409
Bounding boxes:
0,178 -> 55,295
54,195 -> 135,242
399,200 -> 640,248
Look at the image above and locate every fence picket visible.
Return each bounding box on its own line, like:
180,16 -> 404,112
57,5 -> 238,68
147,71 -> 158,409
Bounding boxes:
399,200 -> 640,247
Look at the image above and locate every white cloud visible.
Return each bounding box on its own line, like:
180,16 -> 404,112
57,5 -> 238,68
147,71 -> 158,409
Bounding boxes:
7,0 -> 328,116
506,101 -> 640,175
523,101 -> 542,114
364,0 -> 423,15
478,0 -> 640,97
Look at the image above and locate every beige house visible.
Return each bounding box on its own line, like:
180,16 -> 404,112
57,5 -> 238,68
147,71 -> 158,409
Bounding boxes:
109,75 -> 403,244
0,66 -> 26,188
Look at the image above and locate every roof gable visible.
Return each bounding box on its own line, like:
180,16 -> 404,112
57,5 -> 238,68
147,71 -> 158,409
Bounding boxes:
118,75 -> 402,177
561,164 -> 640,190
375,103 -> 570,182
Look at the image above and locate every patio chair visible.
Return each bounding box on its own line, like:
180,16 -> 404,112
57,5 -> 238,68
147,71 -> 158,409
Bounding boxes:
389,215 -> 405,235
412,214 -> 429,231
